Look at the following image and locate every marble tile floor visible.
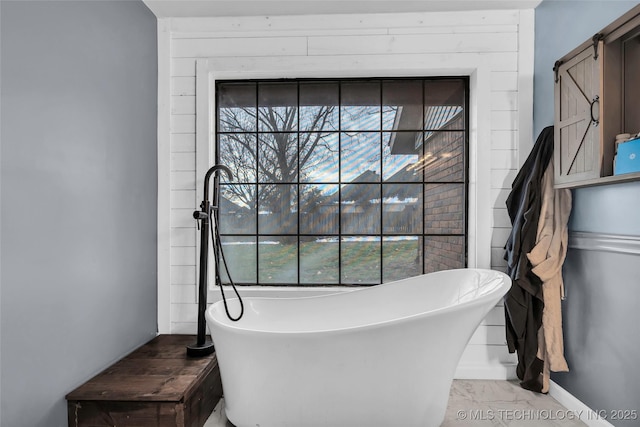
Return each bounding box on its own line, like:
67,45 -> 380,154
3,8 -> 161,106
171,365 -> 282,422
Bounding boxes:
204,379 -> 588,427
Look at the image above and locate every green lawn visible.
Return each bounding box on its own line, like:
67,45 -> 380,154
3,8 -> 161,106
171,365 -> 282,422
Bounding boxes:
219,239 -> 421,285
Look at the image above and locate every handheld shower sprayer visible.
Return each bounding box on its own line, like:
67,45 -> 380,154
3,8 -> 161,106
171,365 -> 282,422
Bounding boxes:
187,164 -> 243,357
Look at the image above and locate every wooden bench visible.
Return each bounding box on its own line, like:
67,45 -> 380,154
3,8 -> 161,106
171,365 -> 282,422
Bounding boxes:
66,335 -> 222,427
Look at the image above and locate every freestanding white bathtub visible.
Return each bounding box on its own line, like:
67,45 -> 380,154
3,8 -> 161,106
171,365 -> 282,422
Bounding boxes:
206,268 -> 511,427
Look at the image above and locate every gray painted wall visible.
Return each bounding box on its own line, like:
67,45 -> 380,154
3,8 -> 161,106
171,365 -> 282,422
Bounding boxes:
534,1 -> 640,422
569,180 -> 640,235
0,1 -> 157,426
561,242 -> 640,426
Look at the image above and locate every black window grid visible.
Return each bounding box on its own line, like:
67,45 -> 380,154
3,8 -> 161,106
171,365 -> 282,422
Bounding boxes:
215,77 -> 469,286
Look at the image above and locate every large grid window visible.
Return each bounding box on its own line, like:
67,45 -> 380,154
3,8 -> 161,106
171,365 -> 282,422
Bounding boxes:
215,78 -> 468,286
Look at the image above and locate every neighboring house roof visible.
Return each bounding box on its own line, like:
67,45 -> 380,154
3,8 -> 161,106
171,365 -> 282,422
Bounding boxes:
219,195 -> 251,213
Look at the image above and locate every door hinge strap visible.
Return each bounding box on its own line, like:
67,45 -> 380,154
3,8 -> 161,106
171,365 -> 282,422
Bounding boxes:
592,33 -> 604,59
553,60 -> 564,83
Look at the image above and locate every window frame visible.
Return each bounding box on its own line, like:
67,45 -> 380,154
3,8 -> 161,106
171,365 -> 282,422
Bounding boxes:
214,77 -> 470,287
194,56 -> 493,300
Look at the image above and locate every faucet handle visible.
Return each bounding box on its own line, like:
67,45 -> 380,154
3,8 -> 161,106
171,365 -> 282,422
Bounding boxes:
193,211 -> 207,220
193,210 -> 208,230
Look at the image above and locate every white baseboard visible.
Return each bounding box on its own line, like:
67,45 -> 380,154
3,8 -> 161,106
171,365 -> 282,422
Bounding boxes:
454,363 -> 517,380
549,380 -> 615,427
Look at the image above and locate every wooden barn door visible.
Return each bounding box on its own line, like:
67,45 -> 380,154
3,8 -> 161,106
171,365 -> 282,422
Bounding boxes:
554,42 -> 603,186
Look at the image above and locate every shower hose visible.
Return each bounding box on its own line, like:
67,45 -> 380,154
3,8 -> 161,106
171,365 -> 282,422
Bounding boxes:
209,206 -> 244,321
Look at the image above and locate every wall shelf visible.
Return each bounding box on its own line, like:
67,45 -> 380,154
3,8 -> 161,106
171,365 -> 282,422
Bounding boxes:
554,171 -> 640,189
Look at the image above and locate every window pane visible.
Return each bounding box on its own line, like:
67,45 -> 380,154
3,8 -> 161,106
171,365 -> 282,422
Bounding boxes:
423,131 -> 465,182
219,236 -> 257,284
300,132 -> 339,183
258,133 -> 298,183
382,132 -> 422,182
258,237 -> 298,284
424,79 -> 465,131
383,184 -> 422,234
425,79 -> 465,105
219,184 -> 256,234
342,237 -> 381,285
216,78 -> 468,286
300,184 -> 338,234
424,236 -> 465,274
383,236 -> 422,283
383,80 -> 423,131
300,82 -> 339,132
218,134 -> 256,183
341,132 -> 381,183
424,184 -> 465,234
218,83 -> 257,132
300,237 -> 339,284
341,81 -> 381,131
341,184 -> 381,234
258,184 -> 297,234
258,82 -> 297,132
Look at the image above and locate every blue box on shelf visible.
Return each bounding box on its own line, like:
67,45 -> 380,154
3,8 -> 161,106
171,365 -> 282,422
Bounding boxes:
615,137 -> 640,175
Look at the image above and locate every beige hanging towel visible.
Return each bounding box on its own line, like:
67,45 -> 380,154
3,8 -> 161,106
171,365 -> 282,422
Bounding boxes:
526,160 -> 572,393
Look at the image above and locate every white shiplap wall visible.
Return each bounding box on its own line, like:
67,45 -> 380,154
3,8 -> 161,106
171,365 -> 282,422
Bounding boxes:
159,9 -> 531,378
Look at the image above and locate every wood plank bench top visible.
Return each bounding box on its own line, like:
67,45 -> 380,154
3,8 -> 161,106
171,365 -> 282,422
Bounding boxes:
67,335 -> 218,402
66,335 -> 222,427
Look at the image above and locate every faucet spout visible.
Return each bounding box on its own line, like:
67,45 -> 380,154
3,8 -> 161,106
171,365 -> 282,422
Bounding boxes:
206,164 -> 233,182
203,164 -> 233,202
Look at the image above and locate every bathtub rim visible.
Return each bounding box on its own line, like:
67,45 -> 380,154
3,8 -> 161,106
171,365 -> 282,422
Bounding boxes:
206,268 -> 511,335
